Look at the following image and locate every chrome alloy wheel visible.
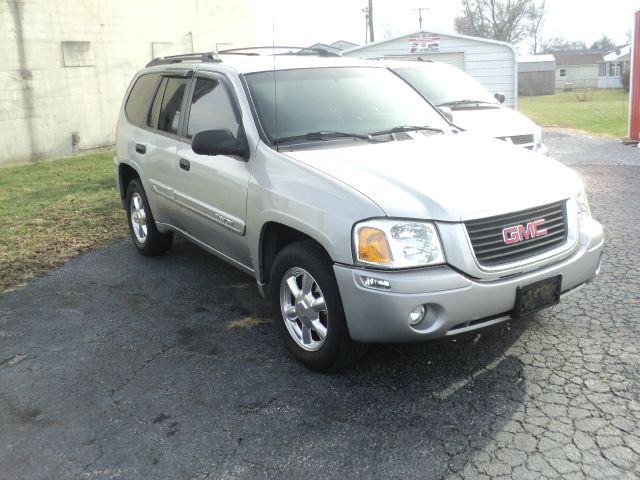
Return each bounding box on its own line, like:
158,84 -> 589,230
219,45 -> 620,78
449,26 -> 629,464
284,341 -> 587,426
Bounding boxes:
130,192 -> 148,244
280,267 -> 329,351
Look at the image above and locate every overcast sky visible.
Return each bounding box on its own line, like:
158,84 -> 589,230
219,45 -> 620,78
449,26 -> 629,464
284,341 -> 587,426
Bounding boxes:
257,0 -> 637,52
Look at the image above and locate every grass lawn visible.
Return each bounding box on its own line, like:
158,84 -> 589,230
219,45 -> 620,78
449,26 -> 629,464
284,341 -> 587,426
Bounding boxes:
518,88 -> 629,138
0,151 -> 128,294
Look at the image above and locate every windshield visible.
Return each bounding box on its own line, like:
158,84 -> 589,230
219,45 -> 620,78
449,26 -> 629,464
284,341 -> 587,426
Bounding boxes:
394,65 -> 498,106
244,67 -> 449,142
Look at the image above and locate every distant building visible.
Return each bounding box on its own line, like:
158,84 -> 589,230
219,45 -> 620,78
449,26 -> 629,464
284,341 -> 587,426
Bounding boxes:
598,45 -> 631,89
329,40 -> 359,51
307,43 -> 342,54
518,55 -> 556,96
342,31 -> 518,108
1,0 -> 256,165
553,50 -> 607,89
307,40 -> 359,55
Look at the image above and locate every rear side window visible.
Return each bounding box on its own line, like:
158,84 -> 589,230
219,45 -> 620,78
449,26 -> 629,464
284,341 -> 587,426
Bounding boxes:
157,77 -> 188,135
186,77 -> 240,139
125,74 -> 160,127
148,77 -> 168,130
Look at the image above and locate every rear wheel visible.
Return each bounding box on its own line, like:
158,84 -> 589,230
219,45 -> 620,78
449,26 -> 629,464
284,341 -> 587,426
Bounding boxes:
125,179 -> 173,256
270,241 -> 368,371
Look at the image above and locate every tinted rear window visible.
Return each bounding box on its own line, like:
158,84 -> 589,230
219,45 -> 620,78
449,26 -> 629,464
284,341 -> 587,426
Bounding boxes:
125,74 -> 160,127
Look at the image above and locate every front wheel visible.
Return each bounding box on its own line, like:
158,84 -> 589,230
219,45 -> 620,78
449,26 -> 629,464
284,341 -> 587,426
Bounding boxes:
125,179 -> 173,256
269,241 -> 368,371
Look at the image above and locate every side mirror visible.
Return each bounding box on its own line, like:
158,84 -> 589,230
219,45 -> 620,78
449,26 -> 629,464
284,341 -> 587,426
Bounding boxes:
494,92 -> 506,104
438,106 -> 454,123
192,128 -> 249,159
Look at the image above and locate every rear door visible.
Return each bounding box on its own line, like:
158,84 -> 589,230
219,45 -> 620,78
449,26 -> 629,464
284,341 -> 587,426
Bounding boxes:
123,71 -> 191,226
172,72 -> 252,268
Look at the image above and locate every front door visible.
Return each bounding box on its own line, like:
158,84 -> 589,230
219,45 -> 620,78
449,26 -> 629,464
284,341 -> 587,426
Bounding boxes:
172,73 -> 252,268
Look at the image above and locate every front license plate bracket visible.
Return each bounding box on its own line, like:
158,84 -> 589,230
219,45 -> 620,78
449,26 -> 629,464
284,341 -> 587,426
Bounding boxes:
513,274 -> 562,318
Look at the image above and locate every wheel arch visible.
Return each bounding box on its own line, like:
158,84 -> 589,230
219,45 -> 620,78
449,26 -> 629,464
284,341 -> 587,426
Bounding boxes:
118,163 -> 141,207
257,221 -> 334,286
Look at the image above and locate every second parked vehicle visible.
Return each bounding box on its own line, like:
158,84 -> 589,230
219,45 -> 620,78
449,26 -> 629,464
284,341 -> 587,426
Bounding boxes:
386,60 -> 549,154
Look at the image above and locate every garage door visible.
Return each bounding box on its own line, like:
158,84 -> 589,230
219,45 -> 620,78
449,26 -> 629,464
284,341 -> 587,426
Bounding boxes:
416,52 -> 466,71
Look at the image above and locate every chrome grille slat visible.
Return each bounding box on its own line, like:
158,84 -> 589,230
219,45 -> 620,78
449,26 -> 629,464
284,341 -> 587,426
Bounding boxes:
465,201 -> 568,267
466,204 -> 563,229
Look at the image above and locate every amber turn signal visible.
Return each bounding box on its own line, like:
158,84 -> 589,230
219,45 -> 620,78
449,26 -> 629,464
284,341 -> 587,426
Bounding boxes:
357,227 -> 393,265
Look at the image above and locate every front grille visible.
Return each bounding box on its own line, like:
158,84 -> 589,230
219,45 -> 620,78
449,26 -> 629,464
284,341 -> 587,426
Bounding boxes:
497,134 -> 535,146
465,201 -> 568,267
509,134 -> 534,145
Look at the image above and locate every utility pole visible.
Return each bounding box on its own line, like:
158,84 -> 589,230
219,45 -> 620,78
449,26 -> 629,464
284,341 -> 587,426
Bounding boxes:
362,2 -> 374,43
362,7 -> 369,43
368,0 -> 374,42
410,7 -> 429,31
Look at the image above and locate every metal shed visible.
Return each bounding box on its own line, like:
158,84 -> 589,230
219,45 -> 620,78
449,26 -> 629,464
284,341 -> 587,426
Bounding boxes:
342,30 -> 518,108
518,55 -> 556,96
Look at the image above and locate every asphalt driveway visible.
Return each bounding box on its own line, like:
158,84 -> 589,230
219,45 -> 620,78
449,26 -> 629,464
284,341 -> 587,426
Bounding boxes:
1,128 -> 639,479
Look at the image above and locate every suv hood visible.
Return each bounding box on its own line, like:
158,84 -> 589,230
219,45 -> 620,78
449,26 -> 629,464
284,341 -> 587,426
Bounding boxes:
451,105 -> 539,138
282,132 -> 580,221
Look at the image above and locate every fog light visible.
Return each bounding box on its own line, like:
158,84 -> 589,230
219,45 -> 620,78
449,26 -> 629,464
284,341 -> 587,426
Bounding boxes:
361,276 -> 391,290
408,305 -> 426,326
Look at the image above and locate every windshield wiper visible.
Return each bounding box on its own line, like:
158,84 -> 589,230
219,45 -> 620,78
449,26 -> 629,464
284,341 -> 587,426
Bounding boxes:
438,100 -> 498,109
273,130 -> 374,145
369,125 -> 443,136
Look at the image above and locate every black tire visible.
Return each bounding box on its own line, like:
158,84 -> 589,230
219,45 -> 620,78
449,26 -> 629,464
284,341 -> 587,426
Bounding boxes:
269,240 -> 368,372
125,179 -> 173,256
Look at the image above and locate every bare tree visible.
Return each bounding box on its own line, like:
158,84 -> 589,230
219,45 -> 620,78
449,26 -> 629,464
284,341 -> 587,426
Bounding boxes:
455,0 -> 545,46
541,37 -> 587,53
528,0 -> 545,53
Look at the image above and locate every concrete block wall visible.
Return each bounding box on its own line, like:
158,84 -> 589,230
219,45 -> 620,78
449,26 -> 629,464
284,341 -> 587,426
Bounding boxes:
1,0 -> 257,165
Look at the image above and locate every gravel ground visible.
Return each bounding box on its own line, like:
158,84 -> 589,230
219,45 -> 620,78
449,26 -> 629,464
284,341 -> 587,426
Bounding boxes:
0,128 -> 639,479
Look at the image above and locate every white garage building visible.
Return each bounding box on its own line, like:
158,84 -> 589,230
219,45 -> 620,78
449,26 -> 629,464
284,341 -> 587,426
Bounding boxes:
342,31 -> 518,109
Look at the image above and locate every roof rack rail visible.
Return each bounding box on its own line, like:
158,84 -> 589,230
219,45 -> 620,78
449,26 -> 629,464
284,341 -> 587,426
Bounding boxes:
146,52 -> 220,68
218,46 -> 340,57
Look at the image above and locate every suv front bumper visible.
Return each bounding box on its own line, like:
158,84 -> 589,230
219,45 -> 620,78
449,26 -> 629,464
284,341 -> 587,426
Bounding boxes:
334,222 -> 604,343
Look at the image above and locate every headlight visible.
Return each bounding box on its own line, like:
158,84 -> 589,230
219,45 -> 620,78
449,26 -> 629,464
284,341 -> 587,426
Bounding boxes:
575,189 -> 591,225
354,219 -> 445,268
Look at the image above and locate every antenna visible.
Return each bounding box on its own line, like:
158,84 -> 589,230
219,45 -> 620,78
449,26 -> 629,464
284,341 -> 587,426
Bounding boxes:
272,18 -> 279,150
410,6 -> 429,31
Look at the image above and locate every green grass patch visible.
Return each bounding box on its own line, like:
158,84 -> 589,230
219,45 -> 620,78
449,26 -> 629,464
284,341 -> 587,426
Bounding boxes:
0,151 -> 128,293
518,89 -> 629,137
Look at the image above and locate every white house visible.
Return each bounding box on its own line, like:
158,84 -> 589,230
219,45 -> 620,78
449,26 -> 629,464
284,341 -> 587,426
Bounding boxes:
553,51 -> 606,89
598,45 -> 631,89
342,31 -> 518,108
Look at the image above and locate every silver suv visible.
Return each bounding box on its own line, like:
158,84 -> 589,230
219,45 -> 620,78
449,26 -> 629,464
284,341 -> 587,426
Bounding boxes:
115,50 -> 604,371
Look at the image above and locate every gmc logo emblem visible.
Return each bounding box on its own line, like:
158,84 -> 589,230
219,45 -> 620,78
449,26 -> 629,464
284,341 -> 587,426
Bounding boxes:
502,219 -> 548,244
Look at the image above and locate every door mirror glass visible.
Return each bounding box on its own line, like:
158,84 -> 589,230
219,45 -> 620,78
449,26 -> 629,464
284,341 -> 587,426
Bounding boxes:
192,129 -> 248,158
494,92 -> 506,104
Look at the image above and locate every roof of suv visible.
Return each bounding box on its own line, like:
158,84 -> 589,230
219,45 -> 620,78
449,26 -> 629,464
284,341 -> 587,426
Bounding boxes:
143,52 -> 382,75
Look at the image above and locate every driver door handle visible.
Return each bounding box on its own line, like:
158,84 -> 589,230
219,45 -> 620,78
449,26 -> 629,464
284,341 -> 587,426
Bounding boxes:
179,158 -> 190,171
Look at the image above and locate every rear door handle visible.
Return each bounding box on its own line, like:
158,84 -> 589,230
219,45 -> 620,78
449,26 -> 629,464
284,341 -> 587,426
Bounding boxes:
135,143 -> 146,154
179,158 -> 190,171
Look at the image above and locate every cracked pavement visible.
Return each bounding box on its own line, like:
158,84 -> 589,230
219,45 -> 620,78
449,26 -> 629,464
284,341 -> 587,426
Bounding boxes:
1,128 -> 639,479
